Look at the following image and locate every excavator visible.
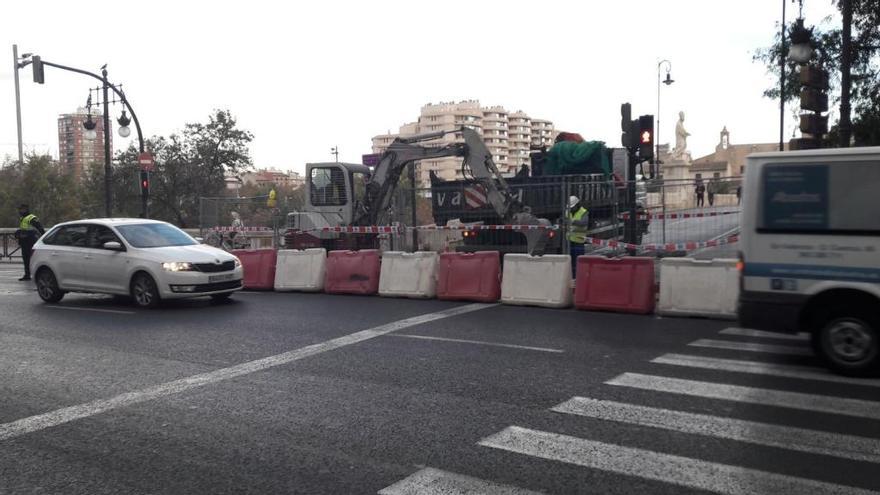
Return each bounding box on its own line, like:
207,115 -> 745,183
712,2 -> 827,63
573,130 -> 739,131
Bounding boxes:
286,127 -> 552,254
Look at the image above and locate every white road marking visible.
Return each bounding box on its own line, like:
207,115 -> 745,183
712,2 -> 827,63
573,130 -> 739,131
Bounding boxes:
378,467 -> 543,495
388,334 -> 563,353
0,303 -> 494,441
479,426 -> 876,495
719,328 -> 809,341
689,338 -> 813,356
652,353 -> 880,388
552,396 -> 880,463
605,373 -> 880,420
44,306 -> 135,315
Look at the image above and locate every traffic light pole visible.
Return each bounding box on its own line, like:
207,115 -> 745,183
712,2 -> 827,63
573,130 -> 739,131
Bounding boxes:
35,59 -> 147,216
12,45 -> 24,165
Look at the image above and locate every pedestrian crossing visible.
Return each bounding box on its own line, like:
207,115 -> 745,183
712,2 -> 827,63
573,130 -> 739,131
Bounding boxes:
379,325 -> 880,494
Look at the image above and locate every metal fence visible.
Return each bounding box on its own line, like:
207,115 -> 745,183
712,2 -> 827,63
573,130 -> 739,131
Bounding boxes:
0,229 -> 21,261
199,195 -> 286,250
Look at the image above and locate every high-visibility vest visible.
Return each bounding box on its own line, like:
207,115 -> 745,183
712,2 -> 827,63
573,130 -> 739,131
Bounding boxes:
19,214 -> 37,231
567,207 -> 588,244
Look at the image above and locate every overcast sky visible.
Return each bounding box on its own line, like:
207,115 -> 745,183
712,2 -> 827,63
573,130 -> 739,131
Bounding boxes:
1,0 -> 839,173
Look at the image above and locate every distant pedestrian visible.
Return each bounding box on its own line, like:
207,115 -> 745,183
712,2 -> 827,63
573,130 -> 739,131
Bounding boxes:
736,185 -> 742,205
695,183 -> 705,207
14,203 -> 45,281
707,180 -> 717,206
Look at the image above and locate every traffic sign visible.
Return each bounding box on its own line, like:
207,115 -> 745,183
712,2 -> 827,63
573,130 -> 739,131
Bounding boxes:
138,152 -> 154,172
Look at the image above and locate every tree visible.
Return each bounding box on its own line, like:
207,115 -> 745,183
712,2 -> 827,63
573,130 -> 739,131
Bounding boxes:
0,154 -> 81,227
112,109 -> 254,227
753,0 -> 879,145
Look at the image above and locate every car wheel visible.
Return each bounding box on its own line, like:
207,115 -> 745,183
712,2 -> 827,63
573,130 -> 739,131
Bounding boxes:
131,273 -> 161,309
35,268 -> 64,303
210,292 -> 233,303
816,310 -> 879,377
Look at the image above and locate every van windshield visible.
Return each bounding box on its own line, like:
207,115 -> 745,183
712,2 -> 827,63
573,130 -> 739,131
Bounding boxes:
116,223 -> 198,248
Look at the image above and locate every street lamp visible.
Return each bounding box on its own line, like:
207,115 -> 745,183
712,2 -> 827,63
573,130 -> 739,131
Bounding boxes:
83,113 -> 98,141
331,146 -> 339,162
117,109 -> 132,138
656,60 -> 674,175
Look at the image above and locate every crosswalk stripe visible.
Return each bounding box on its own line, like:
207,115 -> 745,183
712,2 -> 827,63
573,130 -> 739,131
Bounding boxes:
689,339 -> 813,356
652,353 -> 880,388
605,373 -> 880,420
552,397 -> 880,463
479,426 -> 875,495
719,328 -> 809,341
378,467 -> 543,495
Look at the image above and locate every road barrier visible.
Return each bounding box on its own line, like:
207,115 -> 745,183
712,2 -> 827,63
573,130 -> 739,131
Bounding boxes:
574,256 -> 656,314
274,248 -> 326,292
501,254 -> 572,308
658,258 -> 739,319
378,251 -> 439,299
231,248 -> 277,290
324,249 -> 381,295
437,251 -> 501,303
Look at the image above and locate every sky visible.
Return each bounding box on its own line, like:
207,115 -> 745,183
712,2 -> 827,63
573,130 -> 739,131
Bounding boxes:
0,0 -> 840,173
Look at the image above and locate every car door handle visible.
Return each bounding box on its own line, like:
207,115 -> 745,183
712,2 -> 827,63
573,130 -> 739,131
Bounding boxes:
84,255 -> 93,260
50,252 -> 59,257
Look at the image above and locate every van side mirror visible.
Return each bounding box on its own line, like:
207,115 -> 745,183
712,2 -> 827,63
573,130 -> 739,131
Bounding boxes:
103,241 -> 124,251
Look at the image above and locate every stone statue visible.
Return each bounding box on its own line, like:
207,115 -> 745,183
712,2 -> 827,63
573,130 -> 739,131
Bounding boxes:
672,111 -> 691,161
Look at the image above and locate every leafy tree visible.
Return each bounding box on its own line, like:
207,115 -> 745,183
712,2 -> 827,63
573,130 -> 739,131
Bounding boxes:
0,154 -> 81,227
753,0 -> 879,145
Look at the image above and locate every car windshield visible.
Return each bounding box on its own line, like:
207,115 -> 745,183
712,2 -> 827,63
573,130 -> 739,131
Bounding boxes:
115,223 -> 197,248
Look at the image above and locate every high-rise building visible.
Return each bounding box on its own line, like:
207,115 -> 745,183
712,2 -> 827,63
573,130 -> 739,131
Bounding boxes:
57,107 -> 111,180
371,100 -> 554,187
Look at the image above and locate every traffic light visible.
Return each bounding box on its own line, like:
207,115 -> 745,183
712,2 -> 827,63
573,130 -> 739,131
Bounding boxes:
32,55 -> 45,84
620,103 -> 633,148
139,171 -> 149,196
638,114 -> 654,162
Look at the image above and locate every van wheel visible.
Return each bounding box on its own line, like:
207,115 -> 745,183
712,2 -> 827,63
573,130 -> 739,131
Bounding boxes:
35,268 -> 64,303
815,309 -> 879,377
131,273 -> 160,309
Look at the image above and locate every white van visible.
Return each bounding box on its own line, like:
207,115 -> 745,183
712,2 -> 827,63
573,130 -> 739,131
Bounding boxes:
738,147 -> 880,376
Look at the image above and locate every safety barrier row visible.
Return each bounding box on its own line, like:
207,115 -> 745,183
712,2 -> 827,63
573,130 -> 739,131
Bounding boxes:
232,248 -> 740,320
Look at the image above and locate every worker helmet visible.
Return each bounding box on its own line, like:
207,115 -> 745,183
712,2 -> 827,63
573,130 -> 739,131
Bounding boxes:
568,196 -> 579,208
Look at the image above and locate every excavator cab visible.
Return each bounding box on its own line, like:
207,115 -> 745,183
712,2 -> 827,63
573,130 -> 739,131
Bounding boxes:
288,162 -> 370,233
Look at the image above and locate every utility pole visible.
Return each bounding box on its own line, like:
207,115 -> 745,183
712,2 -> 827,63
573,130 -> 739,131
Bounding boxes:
839,0 -> 853,147
779,0 -> 786,151
12,44 -> 24,164
102,67 -> 112,217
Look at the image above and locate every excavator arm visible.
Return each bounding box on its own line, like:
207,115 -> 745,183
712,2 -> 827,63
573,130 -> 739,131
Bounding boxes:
357,127 -> 551,254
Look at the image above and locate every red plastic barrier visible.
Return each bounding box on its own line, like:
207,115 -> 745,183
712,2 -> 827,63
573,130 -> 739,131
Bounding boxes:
436,251 -> 501,303
324,250 -> 381,295
231,249 -> 277,291
574,256 -> 655,314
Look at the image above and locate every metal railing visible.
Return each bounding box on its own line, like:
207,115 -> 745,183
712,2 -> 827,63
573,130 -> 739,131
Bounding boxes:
0,228 -> 21,261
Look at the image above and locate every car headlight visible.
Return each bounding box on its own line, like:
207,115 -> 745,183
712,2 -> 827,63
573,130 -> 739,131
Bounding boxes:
162,262 -> 195,272
233,257 -> 242,268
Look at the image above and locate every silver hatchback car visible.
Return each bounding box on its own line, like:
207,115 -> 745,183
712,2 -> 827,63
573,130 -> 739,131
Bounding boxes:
30,219 -> 243,308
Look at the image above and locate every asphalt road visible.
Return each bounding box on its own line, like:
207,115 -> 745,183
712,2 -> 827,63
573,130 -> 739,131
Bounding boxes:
0,264 -> 878,494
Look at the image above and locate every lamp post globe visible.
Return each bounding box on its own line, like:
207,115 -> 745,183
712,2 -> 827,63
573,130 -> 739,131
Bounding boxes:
118,125 -> 131,138
85,128 -> 97,140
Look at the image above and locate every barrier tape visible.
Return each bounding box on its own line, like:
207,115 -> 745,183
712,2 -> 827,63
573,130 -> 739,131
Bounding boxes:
285,224 -> 558,235
585,234 -> 739,253
211,226 -> 274,232
619,210 -> 741,220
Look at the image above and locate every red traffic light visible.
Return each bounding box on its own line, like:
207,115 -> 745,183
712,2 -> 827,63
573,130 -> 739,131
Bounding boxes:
641,131 -> 652,144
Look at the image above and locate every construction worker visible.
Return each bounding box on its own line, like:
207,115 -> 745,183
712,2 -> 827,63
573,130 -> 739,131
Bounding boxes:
567,195 -> 589,277
15,203 -> 45,281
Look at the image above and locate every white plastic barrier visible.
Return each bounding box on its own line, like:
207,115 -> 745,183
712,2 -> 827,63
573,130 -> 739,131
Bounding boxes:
658,258 -> 739,319
379,251 -> 439,299
274,248 -> 326,292
501,254 -> 572,308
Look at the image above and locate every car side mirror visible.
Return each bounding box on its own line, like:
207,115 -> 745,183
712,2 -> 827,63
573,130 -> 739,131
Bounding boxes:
103,241 -> 124,251
194,237 -> 205,243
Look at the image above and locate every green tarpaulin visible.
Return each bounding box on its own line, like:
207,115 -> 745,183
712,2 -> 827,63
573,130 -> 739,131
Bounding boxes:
544,141 -> 610,177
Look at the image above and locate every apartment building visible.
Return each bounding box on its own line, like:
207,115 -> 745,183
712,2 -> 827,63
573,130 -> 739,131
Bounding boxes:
57,107 -> 111,180
371,100 -> 554,187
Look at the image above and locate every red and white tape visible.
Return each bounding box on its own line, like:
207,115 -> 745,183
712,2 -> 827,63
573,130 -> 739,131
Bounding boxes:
619,210 -> 741,220
286,224 -> 557,235
211,226 -> 273,232
585,234 -> 739,253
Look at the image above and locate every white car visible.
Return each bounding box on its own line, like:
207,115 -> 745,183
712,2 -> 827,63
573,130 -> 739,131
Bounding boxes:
30,219 -> 243,308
